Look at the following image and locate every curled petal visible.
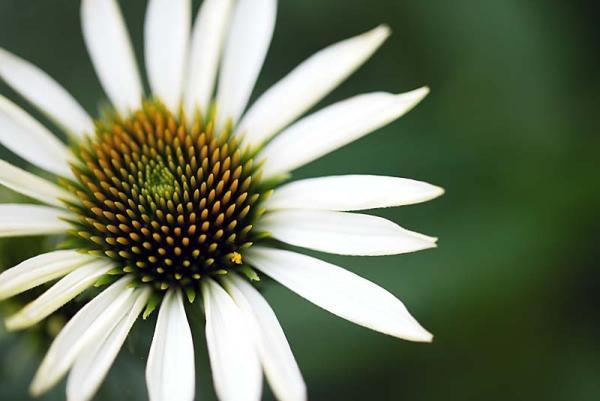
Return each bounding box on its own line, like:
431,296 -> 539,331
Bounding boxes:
259,89 -> 429,179
0,250 -> 94,301
216,0 -> 276,128
237,25 -> 391,147
246,247 -> 433,342
203,279 -> 262,401
0,48 -> 94,138
258,209 -> 437,256
266,175 -> 444,211
146,290 -> 195,401
30,277 -> 135,396
81,0 -> 143,114
223,274 -> 306,401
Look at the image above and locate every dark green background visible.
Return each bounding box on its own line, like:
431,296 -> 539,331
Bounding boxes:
0,0 -> 598,400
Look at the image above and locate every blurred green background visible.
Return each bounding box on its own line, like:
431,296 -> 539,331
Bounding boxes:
0,0 -> 598,400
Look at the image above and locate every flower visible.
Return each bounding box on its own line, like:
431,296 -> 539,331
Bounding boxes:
0,0 -> 444,400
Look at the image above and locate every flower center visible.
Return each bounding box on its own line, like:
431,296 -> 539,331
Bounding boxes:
65,101 -> 268,293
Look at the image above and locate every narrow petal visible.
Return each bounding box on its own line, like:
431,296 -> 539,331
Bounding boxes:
67,287 -> 151,401
0,159 -> 76,207
146,290 -> 195,401
203,279 -> 262,401
0,48 -> 94,138
216,0 -> 276,128
246,247 -> 433,342
30,277 -> 134,396
0,204 -> 71,238
266,175 -> 444,211
0,95 -> 73,177
258,210 -> 437,256
0,250 -> 95,301
81,0 -> 143,114
5,259 -> 114,331
237,25 -> 391,147
184,0 -> 234,118
223,275 -> 306,401
145,0 -> 191,112
259,88 -> 429,179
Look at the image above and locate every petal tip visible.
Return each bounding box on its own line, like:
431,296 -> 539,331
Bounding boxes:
416,183 -> 445,204
394,86 -> 430,109
373,24 -> 392,40
432,185 -> 445,198
0,287 -> 10,302
417,330 -> 434,343
420,241 -> 438,252
4,315 -> 23,332
414,234 -> 439,248
401,322 -> 434,343
29,377 -> 46,398
412,86 -> 431,99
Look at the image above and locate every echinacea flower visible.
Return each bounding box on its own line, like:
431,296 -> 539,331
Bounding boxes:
0,0 -> 443,400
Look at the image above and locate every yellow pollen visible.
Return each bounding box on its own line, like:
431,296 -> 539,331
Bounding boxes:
230,252 -> 243,265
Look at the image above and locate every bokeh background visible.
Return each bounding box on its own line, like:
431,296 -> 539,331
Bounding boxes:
0,0 -> 598,400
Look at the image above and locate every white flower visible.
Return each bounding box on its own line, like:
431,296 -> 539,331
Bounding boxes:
0,0 -> 444,400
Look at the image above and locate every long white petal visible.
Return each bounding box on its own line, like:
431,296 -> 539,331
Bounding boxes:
247,247 -> 433,342
0,159 -> 76,207
145,0 -> 191,112
237,25 -> 391,147
223,275 -> 306,401
216,0 -> 276,128
266,175 -> 444,211
258,210 -> 436,256
0,204 -> 70,238
184,0 -> 234,118
0,250 -> 95,301
259,88 -> 429,179
146,290 -> 195,401
67,287 -> 151,401
0,95 -> 72,177
30,276 -> 134,396
203,279 -> 262,401
0,48 -> 94,138
81,0 -> 143,115
5,259 -> 114,331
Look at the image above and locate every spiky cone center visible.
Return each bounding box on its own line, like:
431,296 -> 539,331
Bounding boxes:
64,101 -> 269,295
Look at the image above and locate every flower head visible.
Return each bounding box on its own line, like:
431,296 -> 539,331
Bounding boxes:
67,101 -> 268,296
0,0 -> 443,400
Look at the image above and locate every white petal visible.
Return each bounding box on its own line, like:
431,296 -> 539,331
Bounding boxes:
246,247 -> 433,342
216,0 -> 276,128
258,210 -> 437,256
146,290 -> 195,401
237,25 -> 391,147
67,287 -> 151,401
0,95 -> 73,177
266,175 -> 444,211
223,275 -> 306,401
30,276 -> 134,397
0,204 -> 71,238
259,88 -> 429,179
184,0 -> 234,118
81,0 -> 143,115
145,0 -> 191,112
5,259 -> 114,331
203,279 -> 262,401
0,48 -> 94,138
0,250 -> 95,301
0,159 -> 76,207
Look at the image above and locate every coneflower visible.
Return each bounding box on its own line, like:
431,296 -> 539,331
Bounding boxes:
0,1 -> 443,400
